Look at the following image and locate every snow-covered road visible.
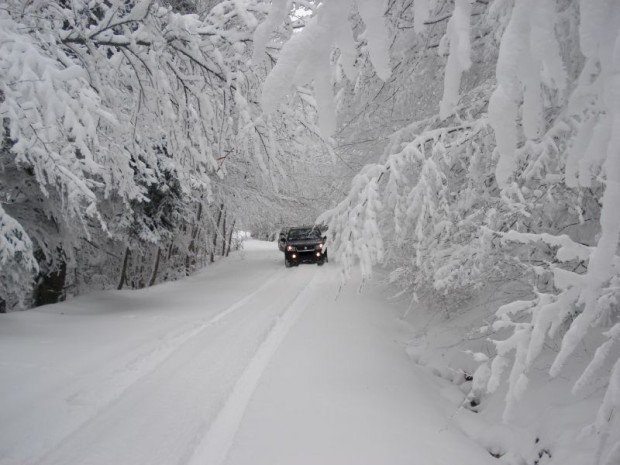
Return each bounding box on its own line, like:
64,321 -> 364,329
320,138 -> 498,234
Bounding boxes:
0,240 -> 497,465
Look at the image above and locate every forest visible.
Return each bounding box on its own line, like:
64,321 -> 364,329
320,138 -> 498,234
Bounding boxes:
1,1 -> 619,464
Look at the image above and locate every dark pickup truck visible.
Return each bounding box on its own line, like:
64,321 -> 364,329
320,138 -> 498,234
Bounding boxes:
279,227 -> 327,267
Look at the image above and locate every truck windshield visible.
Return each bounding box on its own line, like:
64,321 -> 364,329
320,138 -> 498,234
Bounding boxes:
288,228 -> 321,240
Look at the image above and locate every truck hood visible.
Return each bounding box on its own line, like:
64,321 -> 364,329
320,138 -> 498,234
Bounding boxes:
287,238 -> 323,248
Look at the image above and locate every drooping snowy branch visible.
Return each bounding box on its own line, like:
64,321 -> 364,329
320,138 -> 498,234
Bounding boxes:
438,0 -> 472,119
259,0 -> 392,136
252,0 -> 292,63
0,204 -> 38,307
489,0 -> 567,188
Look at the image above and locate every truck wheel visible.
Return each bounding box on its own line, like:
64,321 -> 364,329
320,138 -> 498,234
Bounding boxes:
285,258 -> 291,268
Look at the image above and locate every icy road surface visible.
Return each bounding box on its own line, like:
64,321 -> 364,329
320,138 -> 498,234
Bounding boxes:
0,240 -> 496,465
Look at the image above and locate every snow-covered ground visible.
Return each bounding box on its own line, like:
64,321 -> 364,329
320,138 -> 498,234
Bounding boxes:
402,286 -> 606,465
0,240 -> 499,465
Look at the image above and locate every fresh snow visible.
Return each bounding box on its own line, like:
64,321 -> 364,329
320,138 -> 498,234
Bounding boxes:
438,0 -> 472,120
251,0 -> 290,64
0,240 -> 497,465
260,0 -> 392,137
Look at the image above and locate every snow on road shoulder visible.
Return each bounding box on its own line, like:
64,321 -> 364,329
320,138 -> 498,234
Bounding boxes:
225,270 -> 498,465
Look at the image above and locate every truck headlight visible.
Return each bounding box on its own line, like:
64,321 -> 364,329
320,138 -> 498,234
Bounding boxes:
287,245 -> 295,251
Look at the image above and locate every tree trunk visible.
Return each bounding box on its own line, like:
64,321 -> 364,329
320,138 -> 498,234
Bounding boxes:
118,247 -> 130,290
34,259 -> 67,306
149,247 -> 162,287
210,203 -> 224,263
221,210 -> 227,256
186,202 -> 204,274
225,219 -> 236,257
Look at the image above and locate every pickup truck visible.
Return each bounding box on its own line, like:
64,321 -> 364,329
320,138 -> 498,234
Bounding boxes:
279,227 -> 327,267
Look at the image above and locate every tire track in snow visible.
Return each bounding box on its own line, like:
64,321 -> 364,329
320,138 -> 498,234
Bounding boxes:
35,270 -> 285,465
68,269 -> 286,406
186,271 -> 320,465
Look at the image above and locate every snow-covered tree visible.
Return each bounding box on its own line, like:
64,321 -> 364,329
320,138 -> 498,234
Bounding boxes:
0,0 -> 332,307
